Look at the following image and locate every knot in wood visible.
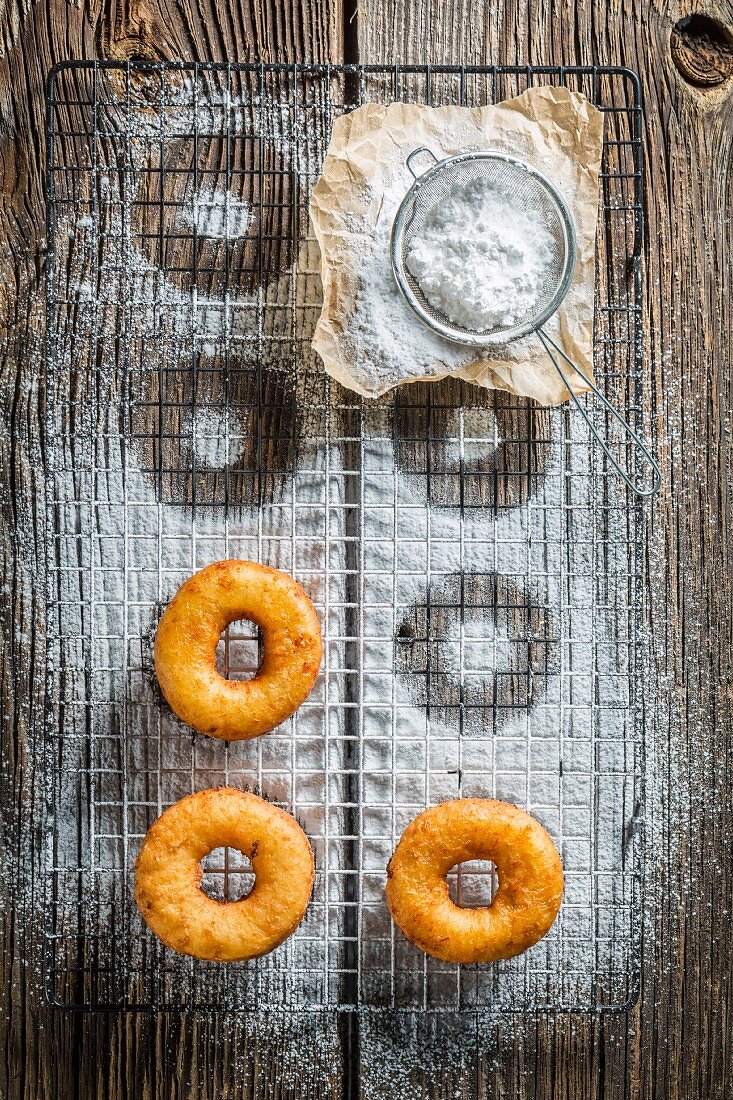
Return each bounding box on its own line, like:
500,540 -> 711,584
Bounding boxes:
671,14 -> 733,88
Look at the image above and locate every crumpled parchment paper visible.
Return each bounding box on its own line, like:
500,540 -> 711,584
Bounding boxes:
309,86 -> 603,404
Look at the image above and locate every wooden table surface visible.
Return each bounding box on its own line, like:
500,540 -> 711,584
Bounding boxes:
1,0 -> 732,1096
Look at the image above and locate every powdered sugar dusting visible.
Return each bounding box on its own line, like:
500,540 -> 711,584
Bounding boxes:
345,172 -> 474,392
40,69 -> 656,1092
180,187 -> 254,239
189,405 -> 241,468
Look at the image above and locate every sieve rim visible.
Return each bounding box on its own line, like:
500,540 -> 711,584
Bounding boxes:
390,149 -> 578,347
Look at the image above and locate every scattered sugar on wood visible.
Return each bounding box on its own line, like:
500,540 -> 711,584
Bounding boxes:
179,186 -> 254,239
26,73 -> 677,1089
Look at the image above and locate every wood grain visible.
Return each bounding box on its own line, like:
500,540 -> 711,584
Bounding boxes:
359,2 -> 733,1098
670,14 -> 733,87
2,0 -> 732,1096
0,3 -> 346,1099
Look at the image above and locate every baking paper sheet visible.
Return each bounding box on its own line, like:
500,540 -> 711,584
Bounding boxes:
310,86 -> 603,404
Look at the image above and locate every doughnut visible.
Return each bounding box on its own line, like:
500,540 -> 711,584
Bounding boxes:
134,788 -> 314,961
154,559 -> 322,740
385,799 -> 563,963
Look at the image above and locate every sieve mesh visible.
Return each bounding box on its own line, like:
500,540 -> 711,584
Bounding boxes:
391,152 -> 577,345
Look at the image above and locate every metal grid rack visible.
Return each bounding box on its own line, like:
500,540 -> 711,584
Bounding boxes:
45,62 -> 644,1013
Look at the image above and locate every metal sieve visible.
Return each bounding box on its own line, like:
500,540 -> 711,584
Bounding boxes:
390,148 -> 661,497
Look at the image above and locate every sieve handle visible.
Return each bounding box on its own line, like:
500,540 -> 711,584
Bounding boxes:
537,329 -> 662,498
406,147 -> 440,179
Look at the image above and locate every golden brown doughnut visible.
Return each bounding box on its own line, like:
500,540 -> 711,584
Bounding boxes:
385,799 -> 563,963
134,788 -> 314,961
154,559 -> 322,740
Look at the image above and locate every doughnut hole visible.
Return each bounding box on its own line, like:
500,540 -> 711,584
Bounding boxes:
447,859 -> 498,908
200,847 -> 255,902
215,618 -> 262,682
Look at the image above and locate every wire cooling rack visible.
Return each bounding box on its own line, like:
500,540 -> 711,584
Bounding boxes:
45,62 -> 644,1013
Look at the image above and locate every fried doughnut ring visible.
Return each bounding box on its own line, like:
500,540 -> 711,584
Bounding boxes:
154,559 -> 322,740
134,788 -> 314,961
385,799 -> 563,963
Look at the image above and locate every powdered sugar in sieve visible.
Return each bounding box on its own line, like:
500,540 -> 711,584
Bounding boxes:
391,148 -> 661,498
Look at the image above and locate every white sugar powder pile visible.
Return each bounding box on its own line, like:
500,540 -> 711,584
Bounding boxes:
406,176 -> 555,332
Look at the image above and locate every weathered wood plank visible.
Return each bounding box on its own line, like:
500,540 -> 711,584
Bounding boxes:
359,2 -> 733,1099
4,0 -> 733,1094
0,3 -> 346,1100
